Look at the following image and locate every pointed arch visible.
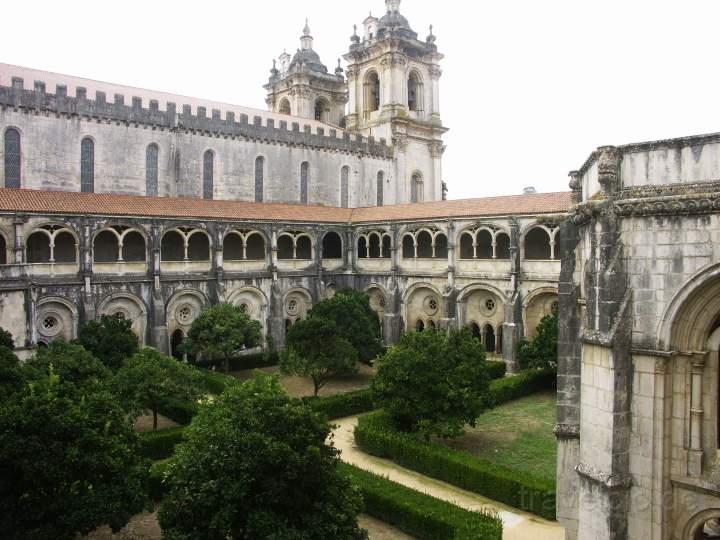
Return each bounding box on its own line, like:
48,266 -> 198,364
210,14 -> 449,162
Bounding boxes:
146,143 -> 159,196
80,137 -> 95,193
203,150 -> 214,200
4,127 -> 21,188
255,156 -> 264,202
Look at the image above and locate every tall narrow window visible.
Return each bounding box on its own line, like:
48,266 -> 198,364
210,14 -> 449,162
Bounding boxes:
408,72 -> 423,111
80,138 -> 94,193
376,171 -> 384,207
300,162 -> 309,205
365,71 -> 380,113
255,156 -> 264,202
203,150 -> 214,200
341,166 -> 349,208
4,128 -> 21,188
280,99 -> 291,115
146,144 -> 159,196
410,173 -> 423,203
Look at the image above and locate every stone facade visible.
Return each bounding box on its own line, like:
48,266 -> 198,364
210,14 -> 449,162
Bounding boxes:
558,133 -> 720,539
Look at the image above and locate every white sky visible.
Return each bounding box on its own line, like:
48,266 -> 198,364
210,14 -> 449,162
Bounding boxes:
2,0 -> 719,200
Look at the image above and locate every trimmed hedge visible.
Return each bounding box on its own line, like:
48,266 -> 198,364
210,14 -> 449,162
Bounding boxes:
193,351 -> 280,372
158,398 -> 198,426
487,368 -> 555,407
306,388 -> 374,420
140,426 -> 187,461
354,368 -> 557,520
340,462 -> 502,540
485,361 -> 507,381
148,460 -> 170,501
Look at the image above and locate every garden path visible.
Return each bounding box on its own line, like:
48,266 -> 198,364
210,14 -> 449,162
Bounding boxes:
331,415 -> 565,540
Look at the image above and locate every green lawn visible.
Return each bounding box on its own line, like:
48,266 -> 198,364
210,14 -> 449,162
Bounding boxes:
439,391 -> 557,485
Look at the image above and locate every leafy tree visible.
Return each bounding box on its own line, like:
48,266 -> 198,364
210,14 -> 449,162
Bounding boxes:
76,314 -> 139,370
372,327 -> 490,439
281,317 -> 358,397
0,326 -> 15,349
184,304 -> 262,373
0,351 -> 149,539
0,345 -> 21,401
25,339 -> 112,389
114,348 -> 206,430
158,373 -> 367,540
306,289 -> 382,363
517,312 -> 558,371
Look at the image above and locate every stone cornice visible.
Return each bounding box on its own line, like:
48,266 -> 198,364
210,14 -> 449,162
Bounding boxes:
554,423 -> 580,440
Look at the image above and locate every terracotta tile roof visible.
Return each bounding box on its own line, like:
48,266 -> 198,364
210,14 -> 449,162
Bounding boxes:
350,192 -> 573,222
0,189 -> 573,224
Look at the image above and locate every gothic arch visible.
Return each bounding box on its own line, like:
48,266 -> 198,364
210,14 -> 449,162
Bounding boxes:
227,286 -> 268,335
165,289 -> 209,348
97,292 -> 148,345
403,282 -> 442,331
523,286 -> 559,338
283,288 -> 313,329
36,296 -> 78,343
681,508 -> 720,539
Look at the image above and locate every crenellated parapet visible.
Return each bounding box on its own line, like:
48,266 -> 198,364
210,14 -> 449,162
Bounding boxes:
0,78 -> 392,159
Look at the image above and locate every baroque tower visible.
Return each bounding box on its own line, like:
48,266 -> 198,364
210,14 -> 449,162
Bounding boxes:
344,0 -> 447,203
265,21 -> 348,126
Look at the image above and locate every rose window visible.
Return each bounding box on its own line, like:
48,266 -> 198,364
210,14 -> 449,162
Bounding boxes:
177,305 -> 194,325
43,316 -> 57,330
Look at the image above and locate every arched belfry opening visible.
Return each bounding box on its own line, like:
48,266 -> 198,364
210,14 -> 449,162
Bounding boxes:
364,71 -> 380,114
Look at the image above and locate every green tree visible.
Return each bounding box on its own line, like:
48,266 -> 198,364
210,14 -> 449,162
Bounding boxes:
76,314 -> 139,370
281,317 -> 358,397
306,289 -> 382,363
517,312 -> 558,371
25,340 -> 112,389
114,348 -> 206,430
184,304 -> 262,373
0,326 -> 15,349
0,351 -> 149,539
372,327 -> 490,439
158,373 -> 367,540
0,345 -> 22,401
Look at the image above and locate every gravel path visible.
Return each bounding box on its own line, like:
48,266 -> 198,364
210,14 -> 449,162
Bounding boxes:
331,415 -> 565,540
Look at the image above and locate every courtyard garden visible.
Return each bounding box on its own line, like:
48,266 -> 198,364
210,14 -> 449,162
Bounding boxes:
0,290 -> 561,539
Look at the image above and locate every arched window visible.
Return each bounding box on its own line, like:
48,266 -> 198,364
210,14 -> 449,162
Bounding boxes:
187,233 -> 210,261
26,232 -> 51,263
314,98 -> 328,122
484,324 -> 496,353
381,236 -> 391,258
0,234 -> 6,265
322,232 -> 342,259
203,150 -> 214,200
4,128 -> 21,188
377,171 -> 384,207
122,232 -> 146,262
300,162 -> 309,204
368,234 -> 381,259
416,231 -> 433,258
161,231 -> 185,261
408,71 -> 423,111
146,144 -> 159,196
416,319 -> 425,332
434,234 -> 449,259
471,323 -> 481,340
365,71 -> 380,113
278,236 -> 294,260
460,233 -> 474,259
94,231 -> 119,263
246,233 -> 266,260
357,237 -> 368,259
524,227 -> 552,260
402,235 -> 415,258
477,230 -> 493,259
296,236 -> 312,260
255,156 -> 264,203
53,232 -> 76,263
411,173 -> 423,203
280,99 -> 291,115
223,233 -> 244,261
495,233 -> 511,259
341,166 -> 349,208
170,329 -> 185,361
80,138 -> 94,193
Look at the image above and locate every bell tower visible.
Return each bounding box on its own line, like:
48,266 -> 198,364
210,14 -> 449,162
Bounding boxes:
343,0 -> 447,203
265,21 -> 347,125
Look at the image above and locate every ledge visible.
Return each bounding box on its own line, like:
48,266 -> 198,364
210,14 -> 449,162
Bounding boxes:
575,462 -> 632,491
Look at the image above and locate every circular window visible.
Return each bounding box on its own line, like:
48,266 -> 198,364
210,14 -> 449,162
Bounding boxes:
176,304 -> 194,325
423,295 -> 439,316
38,312 -> 64,337
551,301 -> 559,314
238,302 -> 249,313
286,297 -> 301,317
43,316 -> 57,330
481,296 -> 497,317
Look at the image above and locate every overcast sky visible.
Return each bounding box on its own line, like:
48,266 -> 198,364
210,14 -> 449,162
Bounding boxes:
2,0 -> 718,200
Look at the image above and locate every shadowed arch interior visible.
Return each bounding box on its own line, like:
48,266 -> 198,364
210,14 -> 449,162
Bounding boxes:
187,233 -> 210,262
122,232 -> 146,262
94,231 -> 119,263
524,227 -> 551,260
161,231 -> 185,261
322,232 -> 342,259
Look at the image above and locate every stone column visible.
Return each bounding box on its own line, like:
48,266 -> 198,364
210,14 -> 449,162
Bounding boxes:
150,221 -> 167,353
503,219 -> 522,372
688,351 -> 707,477
80,218 -> 95,324
12,214 -> 24,264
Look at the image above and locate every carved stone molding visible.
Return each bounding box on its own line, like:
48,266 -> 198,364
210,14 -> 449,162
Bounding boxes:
429,65 -> 442,79
392,133 -> 408,152
614,195 -> 720,218
554,423 -> 580,440
428,141 -> 445,158
575,462 -> 632,491
597,146 -> 621,194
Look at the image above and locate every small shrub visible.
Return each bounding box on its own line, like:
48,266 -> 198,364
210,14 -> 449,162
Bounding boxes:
139,426 -> 187,461
485,361 -> 507,380
306,388 -> 374,420
518,312 -> 558,371
488,368 -> 556,407
76,314 -> 139,370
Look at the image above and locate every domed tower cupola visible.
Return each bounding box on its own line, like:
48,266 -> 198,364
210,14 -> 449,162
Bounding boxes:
265,20 -> 348,125
343,0 -> 448,204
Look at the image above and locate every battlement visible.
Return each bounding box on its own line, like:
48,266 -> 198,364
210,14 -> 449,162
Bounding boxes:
0,77 -> 392,159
